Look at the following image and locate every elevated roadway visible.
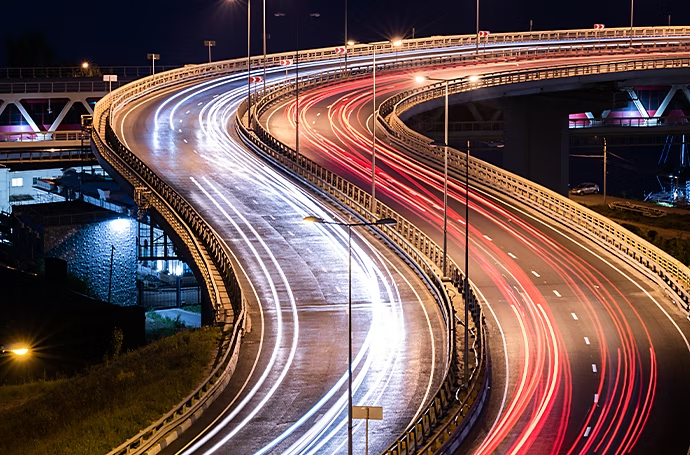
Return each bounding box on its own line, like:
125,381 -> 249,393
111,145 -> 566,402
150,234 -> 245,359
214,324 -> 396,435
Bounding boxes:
97,28 -> 690,455
110,73 -> 448,454
255,45 -> 690,453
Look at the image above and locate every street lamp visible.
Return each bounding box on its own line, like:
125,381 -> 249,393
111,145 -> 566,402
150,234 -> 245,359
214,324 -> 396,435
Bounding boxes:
304,215 -> 397,455
1,344 -> 30,356
416,75 -> 451,278
371,39 -> 403,215
629,0 -> 634,48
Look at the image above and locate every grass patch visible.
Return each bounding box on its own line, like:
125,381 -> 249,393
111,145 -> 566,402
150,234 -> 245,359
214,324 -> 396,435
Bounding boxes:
587,205 -> 690,233
0,327 -> 220,455
586,205 -> 690,266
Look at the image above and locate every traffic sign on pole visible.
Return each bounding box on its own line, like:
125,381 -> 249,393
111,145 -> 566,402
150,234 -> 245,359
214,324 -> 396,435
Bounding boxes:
334,47 -> 347,54
478,30 -> 490,37
594,23 -> 606,30
279,59 -> 293,66
249,76 -> 263,83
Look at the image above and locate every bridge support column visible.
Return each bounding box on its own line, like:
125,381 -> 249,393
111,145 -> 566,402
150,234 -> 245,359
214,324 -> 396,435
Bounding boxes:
501,96 -> 571,195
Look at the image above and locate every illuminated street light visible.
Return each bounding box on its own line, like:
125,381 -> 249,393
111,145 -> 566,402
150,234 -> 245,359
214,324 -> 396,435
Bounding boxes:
304,215 -> 397,455
468,74 -> 480,83
1,344 -> 30,356
81,62 -> 89,69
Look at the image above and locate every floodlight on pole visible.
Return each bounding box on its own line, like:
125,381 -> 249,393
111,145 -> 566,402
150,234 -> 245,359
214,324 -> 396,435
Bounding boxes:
303,215 -> 397,455
204,40 -> 216,63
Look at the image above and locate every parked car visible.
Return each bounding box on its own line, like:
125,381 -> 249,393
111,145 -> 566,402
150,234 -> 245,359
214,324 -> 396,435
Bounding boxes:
570,182 -> 600,195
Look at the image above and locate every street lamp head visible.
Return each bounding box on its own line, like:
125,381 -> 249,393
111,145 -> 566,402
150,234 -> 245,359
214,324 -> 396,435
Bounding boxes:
1,343 -> 30,356
374,217 -> 397,226
347,40 -> 356,46
392,39 -> 403,47
430,140 -> 448,147
81,62 -> 89,69
415,75 -> 428,84
304,216 -> 325,224
468,74 -> 481,83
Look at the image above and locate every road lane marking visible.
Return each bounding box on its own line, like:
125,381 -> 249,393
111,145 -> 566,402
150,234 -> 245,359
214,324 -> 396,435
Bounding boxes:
306,248 -> 312,254
584,426 -> 591,437
508,252 -> 517,259
531,270 -> 540,277
553,290 -> 561,297
335,286 -> 342,293
571,313 -> 578,320
183,139 -> 188,143
584,337 -> 590,345
483,235 -> 492,241
594,393 -> 599,403
592,364 -> 597,373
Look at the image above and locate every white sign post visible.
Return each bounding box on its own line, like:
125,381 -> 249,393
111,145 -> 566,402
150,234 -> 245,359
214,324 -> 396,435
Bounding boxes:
103,74 -> 117,93
352,405 -> 383,455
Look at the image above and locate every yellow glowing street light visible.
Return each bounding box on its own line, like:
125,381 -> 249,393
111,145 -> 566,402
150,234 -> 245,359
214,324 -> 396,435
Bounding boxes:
392,39 -> 403,47
81,62 -> 89,69
1,344 -> 30,356
468,74 -> 481,83
347,40 -> 356,46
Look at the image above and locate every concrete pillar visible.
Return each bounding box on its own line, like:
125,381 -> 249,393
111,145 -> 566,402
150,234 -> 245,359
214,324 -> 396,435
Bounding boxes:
501,96 -> 571,195
0,166 -> 9,213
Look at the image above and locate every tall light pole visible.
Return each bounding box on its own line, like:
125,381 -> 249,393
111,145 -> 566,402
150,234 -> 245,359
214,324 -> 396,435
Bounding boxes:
476,0 -> 480,55
371,40 -> 402,214
304,215 -> 398,455
464,139 -> 470,388
630,0 -> 634,48
603,137 -> 608,206
416,75 -> 451,277
344,0 -> 348,75
246,0 -> 252,130
263,0 -> 267,95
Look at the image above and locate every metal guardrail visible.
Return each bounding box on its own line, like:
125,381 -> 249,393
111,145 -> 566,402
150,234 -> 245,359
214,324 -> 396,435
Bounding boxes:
0,130 -> 88,143
376,58 -> 690,312
0,81 -> 128,94
0,65 -> 180,80
90,26 -> 690,454
569,116 -> 690,128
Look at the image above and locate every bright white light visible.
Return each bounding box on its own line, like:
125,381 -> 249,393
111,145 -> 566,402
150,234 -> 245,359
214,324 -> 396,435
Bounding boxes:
109,218 -> 130,234
392,40 -> 403,47
415,75 -> 427,83
468,74 -> 481,83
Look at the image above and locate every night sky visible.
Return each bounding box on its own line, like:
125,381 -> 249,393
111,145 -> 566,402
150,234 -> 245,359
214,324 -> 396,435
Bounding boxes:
1,0 -> 689,67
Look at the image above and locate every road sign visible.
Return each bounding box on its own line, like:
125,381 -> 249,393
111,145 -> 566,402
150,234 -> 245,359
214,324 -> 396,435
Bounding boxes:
280,59 -> 293,66
147,53 -> 160,60
249,76 -> 263,83
204,40 -> 216,47
478,30 -> 490,37
594,24 -> 605,30
103,75 -> 118,82
352,405 -> 383,420
334,47 -> 347,54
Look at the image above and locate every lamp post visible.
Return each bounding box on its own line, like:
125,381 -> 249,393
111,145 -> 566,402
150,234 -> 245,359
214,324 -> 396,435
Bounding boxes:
371,39 -> 403,214
476,0 -> 480,55
416,75 -> 451,278
246,0 -> 252,130
344,0 -> 348,75
463,139 -> 470,388
629,0 -> 634,48
304,215 -> 397,455
263,0 -> 267,94
1,344 -> 30,356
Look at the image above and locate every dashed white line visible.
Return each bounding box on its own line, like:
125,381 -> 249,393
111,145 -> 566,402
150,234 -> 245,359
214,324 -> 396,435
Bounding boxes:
288,231 -> 294,236
531,270 -> 540,277
322,266 -> 328,273
584,426 -> 591,437
306,248 -> 312,254
508,252 -> 517,259
335,286 -> 342,293
183,139 -> 188,143
591,364 -> 597,373
483,235 -> 492,241
584,337 -> 590,345
553,290 -> 561,297
594,393 -> 599,403
571,313 -> 579,320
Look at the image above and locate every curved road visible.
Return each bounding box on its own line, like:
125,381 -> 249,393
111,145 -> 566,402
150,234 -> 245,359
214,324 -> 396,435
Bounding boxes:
258,51 -> 690,454
113,74 -> 448,454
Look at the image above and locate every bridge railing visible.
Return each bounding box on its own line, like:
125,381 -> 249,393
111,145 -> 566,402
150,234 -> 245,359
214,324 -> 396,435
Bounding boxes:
569,115 -> 690,128
376,58 -> 690,312
0,65 -> 180,80
0,80 -> 128,94
0,130 -> 88,143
